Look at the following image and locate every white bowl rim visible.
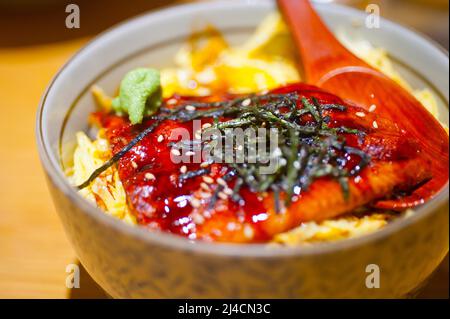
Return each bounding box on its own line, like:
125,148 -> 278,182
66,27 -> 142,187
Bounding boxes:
36,0 -> 449,258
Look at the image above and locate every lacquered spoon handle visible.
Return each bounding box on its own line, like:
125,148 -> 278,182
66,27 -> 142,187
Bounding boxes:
277,0 -> 369,83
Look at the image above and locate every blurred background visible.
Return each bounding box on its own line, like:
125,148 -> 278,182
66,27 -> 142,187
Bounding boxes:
0,0 -> 448,48
0,0 -> 448,298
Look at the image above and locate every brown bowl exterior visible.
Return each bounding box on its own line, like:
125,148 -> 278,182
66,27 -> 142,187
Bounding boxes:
46,174 -> 448,298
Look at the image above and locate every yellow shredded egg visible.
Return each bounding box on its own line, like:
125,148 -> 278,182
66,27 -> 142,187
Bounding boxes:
71,131 -> 136,224
273,214 -> 391,245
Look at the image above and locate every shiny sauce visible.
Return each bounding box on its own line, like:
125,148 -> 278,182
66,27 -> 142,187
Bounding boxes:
93,83 -> 425,242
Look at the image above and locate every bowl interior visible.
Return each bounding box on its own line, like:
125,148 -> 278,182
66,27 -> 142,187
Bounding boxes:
38,0 -> 449,246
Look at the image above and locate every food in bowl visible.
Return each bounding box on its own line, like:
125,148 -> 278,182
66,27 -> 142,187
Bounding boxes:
67,12 -> 448,244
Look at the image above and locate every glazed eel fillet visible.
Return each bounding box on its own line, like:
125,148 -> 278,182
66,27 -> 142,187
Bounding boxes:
87,83 -> 435,243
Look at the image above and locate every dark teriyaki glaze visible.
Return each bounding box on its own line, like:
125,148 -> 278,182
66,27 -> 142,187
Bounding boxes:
91,83 -> 431,243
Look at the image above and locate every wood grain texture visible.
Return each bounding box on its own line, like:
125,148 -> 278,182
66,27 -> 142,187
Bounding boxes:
0,38 -> 87,298
0,0 -> 447,299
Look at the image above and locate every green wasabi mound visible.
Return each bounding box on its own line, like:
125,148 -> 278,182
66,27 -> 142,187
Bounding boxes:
112,68 -> 162,124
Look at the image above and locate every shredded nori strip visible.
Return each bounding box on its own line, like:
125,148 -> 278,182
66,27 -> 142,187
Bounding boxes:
178,168 -> 211,182
208,169 -> 237,210
76,121 -> 161,190
77,92 -> 371,211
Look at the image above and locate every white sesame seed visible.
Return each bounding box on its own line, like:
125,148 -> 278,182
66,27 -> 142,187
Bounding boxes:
131,161 -> 138,169
188,233 -> 197,240
192,214 -> 205,225
191,213 -> 205,225
200,182 -> 210,191
203,211 -> 212,219
244,225 -> 254,239
370,93 -> 375,99
241,98 -> 252,107
145,173 -> 156,181
226,222 -> 237,231
202,176 -> 214,184
355,112 -> 366,118
185,105 -> 196,111
199,192 -> 211,199
373,121 -> 379,129
190,197 -> 201,208
157,135 -> 164,143
223,187 -> 233,196
180,165 -> 187,174
171,148 -> 181,156
369,104 -> 377,113
167,98 -> 178,105
217,178 -> 227,187
218,192 -> 228,200
354,176 -> 362,184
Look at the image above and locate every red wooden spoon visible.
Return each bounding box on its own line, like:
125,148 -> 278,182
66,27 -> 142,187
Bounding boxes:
278,0 -> 449,209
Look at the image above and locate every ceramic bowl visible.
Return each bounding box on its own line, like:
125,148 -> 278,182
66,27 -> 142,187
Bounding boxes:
36,0 -> 449,298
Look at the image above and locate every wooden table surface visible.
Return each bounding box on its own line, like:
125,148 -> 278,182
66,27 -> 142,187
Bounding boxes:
0,0 -> 447,299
